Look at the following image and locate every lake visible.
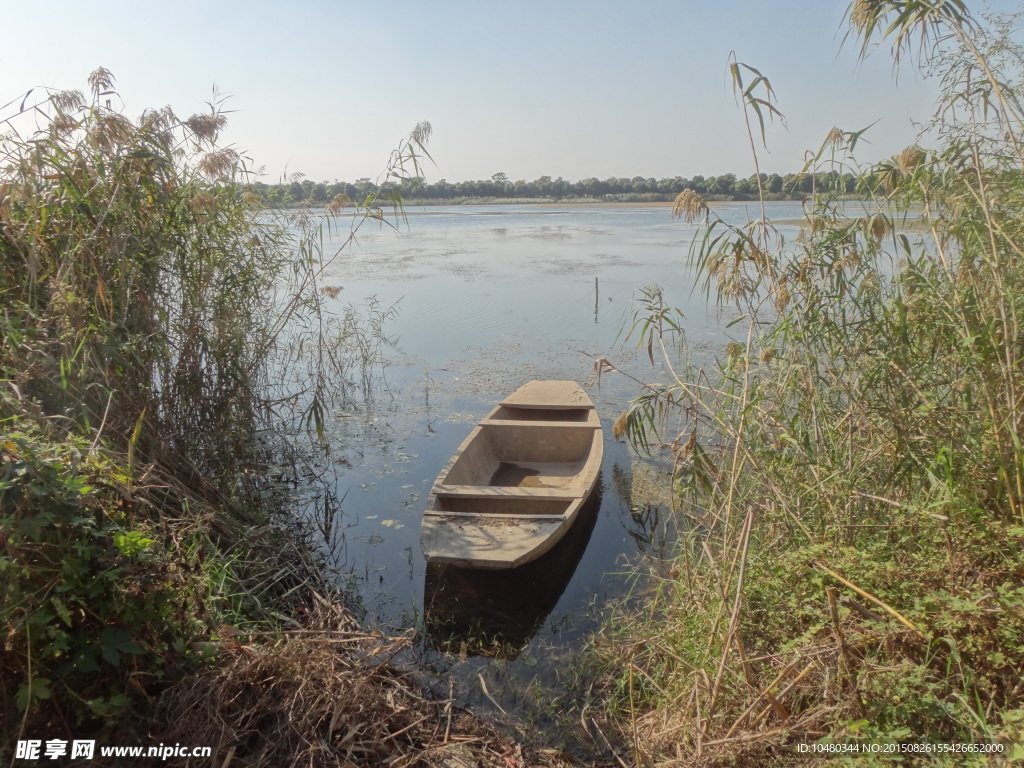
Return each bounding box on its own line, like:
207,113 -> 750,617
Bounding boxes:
300,201 -> 808,726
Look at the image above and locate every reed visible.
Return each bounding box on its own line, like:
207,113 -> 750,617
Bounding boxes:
596,4 -> 1024,765
0,69 -> 433,750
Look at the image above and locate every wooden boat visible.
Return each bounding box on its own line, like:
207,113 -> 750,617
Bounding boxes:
420,380 -> 603,569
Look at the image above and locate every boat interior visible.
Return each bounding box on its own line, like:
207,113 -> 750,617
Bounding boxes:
486,405 -> 592,422
430,405 -> 600,517
421,381 -> 603,568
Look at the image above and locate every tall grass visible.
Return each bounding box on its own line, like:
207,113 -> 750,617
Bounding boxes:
595,5 -> 1024,765
0,69 -> 430,743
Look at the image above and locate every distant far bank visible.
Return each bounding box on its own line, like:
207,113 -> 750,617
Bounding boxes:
400,199 -> 676,211
374,194 -> 783,207
251,169 -> 871,209
272,192 -> 811,210
384,199 -> 781,212
279,195 -> 872,214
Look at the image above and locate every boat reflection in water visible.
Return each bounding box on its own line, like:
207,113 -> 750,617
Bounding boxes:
422,482 -> 601,660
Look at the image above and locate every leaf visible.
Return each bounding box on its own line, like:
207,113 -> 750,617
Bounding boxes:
127,407 -> 146,481
16,677 -> 51,711
99,627 -> 144,667
112,530 -> 155,558
51,597 -> 72,627
304,396 -> 325,441
87,693 -> 129,718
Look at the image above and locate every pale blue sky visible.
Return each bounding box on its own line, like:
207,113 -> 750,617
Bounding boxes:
0,1 -> 998,184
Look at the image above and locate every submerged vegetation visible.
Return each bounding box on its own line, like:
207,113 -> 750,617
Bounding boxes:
596,3 -> 1024,765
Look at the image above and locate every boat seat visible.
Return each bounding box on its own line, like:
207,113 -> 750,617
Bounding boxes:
423,509 -> 565,521
498,380 -> 594,409
433,484 -> 580,499
477,418 -> 600,428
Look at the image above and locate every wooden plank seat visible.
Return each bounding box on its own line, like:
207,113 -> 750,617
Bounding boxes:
432,484 -> 580,499
498,380 -> 594,409
477,418 -> 601,429
423,512 -> 569,524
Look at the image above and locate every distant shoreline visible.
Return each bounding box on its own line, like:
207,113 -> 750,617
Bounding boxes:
276,194 -> 878,213
284,198 -> 911,220
399,200 -> 676,214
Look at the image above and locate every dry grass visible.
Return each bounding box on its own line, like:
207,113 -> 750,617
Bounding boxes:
592,581 -> 929,766
152,600 -> 573,768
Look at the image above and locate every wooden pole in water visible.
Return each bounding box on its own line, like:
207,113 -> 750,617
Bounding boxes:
594,277 -> 599,323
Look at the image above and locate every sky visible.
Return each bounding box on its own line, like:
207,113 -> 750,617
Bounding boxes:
0,1 -> 1004,185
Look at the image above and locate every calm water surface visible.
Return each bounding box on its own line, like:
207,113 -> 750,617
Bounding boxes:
302,202 -> 807,722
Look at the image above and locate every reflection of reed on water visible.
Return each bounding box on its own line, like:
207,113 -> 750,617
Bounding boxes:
422,481 -> 602,660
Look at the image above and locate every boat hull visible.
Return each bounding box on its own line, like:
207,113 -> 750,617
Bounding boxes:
420,381 -> 603,569
423,482 -> 602,658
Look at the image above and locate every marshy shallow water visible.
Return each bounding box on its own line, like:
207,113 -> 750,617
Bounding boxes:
298,202 -> 808,725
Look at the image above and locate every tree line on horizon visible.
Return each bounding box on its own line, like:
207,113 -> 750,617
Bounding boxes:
250,169 -> 865,206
